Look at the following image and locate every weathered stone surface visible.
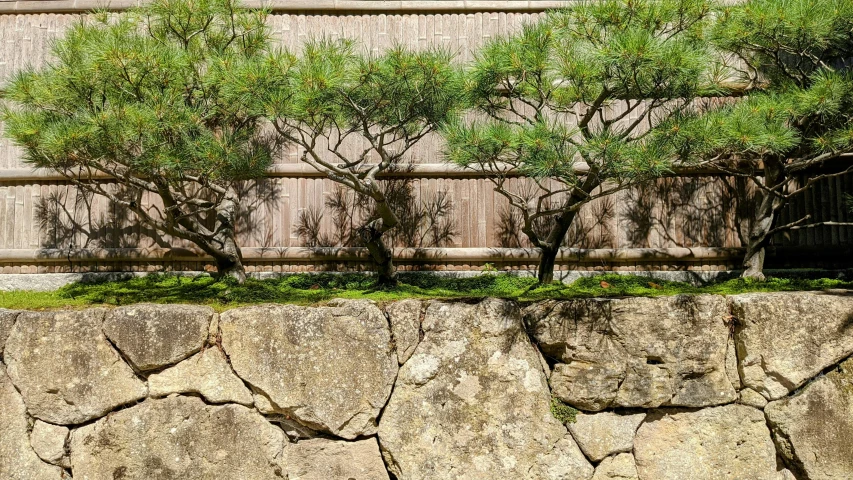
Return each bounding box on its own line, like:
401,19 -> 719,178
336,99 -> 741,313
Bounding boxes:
592,453 -> 640,480
207,312 -> 220,344
0,308 -> 18,357
103,303 -> 213,371
730,292 -> 853,400
30,420 -> 70,468
568,412 -> 646,462
527,296 -> 736,411
634,404 -> 780,480
378,298 -> 591,480
281,437 -> 390,480
765,357 -> 853,480
538,434 -> 595,480
70,396 -> 285,479
739,388 -> 768,409
778,470 -> 797,480
148,347 -> 253,405
0,366 -> 65,480
220,300 -> 397,439
385,299 -> 423,364
4,310 -> 147,424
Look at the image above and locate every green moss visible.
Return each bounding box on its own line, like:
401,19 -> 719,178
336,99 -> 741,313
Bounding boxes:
0,290 -> 88,310
550,396 -> 578,424
0,272 -> 850,312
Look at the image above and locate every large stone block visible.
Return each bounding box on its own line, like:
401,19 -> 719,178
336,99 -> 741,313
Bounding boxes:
378,298 -> 592,480
281,437 -> 389,480
70,396 -> 285,479
220,300 -> 397,439
568,412 -> 645,462
0,366 -> 66,480
147,347 -> 253,405
527,295 -> 736,411
765,357 -> 853,479
385,299 -> 423,364
4,309 -> 147,424
103,304 -> 213,371
592,453 -> 640,480
634,404 -> 782,480
730,292 -> 853,400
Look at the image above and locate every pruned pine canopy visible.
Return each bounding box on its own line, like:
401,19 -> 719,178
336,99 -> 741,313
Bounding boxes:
665,0 -> 853,172
442,0 -> 720,282
444,0 -> 718,230
229,37 -> 462,193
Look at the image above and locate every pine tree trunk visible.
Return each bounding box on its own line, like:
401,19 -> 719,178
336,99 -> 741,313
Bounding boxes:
364,233 -> 397,287
211,227 -> 246,283
538,246 -> 560,284
741,245 -> 766,280
740,158 -> 786,280
360,197 -> 399,287
536,210 -> 578,284
206,195 -> 246,283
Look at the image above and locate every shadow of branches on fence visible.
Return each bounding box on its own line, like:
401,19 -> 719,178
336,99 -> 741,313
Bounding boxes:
621,177 -> 750,249
294,179 -> 457,249
33,179 -> 281,259
494,196 -> 616,249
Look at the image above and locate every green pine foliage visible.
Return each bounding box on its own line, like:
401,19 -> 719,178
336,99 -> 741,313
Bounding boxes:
443,0 -> 720,284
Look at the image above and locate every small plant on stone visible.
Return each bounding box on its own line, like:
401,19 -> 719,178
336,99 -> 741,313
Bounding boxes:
550,395 -> 578,424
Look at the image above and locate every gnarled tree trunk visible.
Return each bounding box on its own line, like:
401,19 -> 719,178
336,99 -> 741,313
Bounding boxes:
362,228 -> 396,286
529,178 -> 600,285
359,194 -> 400,287
195,193 -> 247,283
209,227 -> 246,283
537,209 -> 578,284
741,157 -> 787,280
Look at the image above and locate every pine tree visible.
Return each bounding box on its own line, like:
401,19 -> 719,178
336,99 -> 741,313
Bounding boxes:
670,0 -> 853,279
230,39 -> 462,286
443,0 -> 718,283
2,0 -> 275,282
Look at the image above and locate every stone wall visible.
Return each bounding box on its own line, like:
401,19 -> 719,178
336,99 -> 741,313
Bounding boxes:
0,292 -> 851,479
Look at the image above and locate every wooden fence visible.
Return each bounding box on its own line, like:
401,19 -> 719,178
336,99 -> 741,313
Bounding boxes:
0,5 -> 851,274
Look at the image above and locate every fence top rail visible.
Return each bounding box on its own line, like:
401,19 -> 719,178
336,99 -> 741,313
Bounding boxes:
0,0 -> 567,15
0,163 -> 744,183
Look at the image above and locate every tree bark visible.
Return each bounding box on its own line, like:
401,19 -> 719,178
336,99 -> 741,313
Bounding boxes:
741,157 -> 786,280
537,209 -> 578,284
360,193 -> 400,287
200,194 -> 247,283
363,230 -> 397,286
210,226 -> 246,283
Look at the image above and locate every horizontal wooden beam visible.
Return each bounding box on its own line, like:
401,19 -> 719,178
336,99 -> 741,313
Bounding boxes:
0,0 -> 565,14
0,163 -> 737,183
0,246 -> 745,263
